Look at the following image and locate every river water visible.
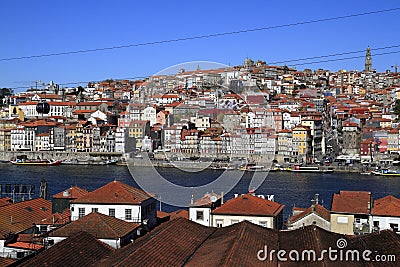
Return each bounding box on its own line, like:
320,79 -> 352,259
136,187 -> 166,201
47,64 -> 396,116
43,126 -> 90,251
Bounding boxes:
1,163 -> 399,222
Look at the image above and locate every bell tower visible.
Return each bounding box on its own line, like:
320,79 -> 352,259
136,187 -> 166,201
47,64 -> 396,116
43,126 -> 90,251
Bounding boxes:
364,46 -> 372,72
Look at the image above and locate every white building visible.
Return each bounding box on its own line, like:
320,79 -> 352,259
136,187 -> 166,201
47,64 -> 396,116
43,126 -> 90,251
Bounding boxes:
372,195 -> 400,233
189,193 -> 284,230
211,194 -> 284,229
70,181 -> 157,229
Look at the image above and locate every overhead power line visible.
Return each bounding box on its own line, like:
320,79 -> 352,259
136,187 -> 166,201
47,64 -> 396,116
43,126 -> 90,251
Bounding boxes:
6,46 -> 400,91
0,7 -> 399,62
269,44 -> 400,65
290,50 -> 400,67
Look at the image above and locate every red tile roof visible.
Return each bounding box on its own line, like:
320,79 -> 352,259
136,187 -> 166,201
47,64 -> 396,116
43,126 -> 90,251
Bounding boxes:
96,217 -> 215,266
0,256 -> 15,266
18,231 -> 114,267
212,194 -> 284,217
38,209 -> 71,225
192,192 -> 222,207
52,186 -> 89,199
0,198 -> 52,236
169,209 -> 189,220
0,197 -> 12,207
372,195 -> 400,217
331,191 -> 372,214
49,212 -> 140,239
287,204 -> 330,224
6,241 -> 44,251
71,180 -> 153,205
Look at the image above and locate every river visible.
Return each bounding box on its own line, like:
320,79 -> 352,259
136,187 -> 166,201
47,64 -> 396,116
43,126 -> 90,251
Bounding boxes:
1,163 -> 399,222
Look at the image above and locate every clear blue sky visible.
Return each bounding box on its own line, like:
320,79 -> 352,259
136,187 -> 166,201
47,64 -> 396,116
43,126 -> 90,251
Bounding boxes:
1,1 -> 400,91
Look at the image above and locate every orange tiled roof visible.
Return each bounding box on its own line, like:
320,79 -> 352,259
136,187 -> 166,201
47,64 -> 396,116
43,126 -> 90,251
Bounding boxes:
287,204 -> 330,224
212,194 -> 284,217
49,212 -> 140,239
0,198 -> 52,236
53,186 -> 89,199
372,195 -> 400,217
331,191 -> 371,214
71,180 -> 153,205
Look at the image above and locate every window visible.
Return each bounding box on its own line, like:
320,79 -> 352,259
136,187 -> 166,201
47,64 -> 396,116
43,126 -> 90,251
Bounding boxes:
337,216 -> 348,224
78,208 -> 85,218
390,223 -> 399,232
196,211 -> 204,220
92,208 -> 98,213
125,209 -> 132,220
109,208 -> 115,217
216,220 -> 223,228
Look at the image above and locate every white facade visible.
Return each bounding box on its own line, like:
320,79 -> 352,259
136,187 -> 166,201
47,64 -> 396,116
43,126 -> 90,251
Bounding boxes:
70,198 -> 156,228
372,216 -> 400,233
189,207 -> 212,227
143,106 -> 157,126
212,214 -> 274,228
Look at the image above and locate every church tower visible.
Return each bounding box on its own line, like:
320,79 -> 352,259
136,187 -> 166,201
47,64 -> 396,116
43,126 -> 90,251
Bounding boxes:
364,46 -> 372,72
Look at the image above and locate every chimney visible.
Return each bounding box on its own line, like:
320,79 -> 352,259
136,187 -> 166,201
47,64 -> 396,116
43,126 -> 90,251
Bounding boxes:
190,194 -> 194,205
221,192 -> 224,205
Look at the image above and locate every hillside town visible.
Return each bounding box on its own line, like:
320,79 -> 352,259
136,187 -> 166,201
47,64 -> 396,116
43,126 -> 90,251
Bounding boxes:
0,50 -> 400,171
0,50 -> 399,264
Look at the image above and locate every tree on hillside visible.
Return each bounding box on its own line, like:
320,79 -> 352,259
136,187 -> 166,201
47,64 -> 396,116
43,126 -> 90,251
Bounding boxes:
393,99 -> 400,121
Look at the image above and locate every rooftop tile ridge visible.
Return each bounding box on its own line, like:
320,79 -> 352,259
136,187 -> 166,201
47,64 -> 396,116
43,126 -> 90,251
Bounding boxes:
94,212 -> 120,237
222,221 -> 247,266
182,225 -> 217,266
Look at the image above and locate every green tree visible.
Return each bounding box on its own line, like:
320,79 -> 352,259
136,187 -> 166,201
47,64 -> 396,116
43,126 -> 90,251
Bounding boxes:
394,99 -> 400,121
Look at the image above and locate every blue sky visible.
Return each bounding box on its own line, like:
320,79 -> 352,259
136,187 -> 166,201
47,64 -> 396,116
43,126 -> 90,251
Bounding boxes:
1,1 -> 400,91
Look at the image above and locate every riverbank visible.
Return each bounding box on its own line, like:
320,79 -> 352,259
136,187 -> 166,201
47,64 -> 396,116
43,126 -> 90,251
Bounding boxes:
0,151 -> 369,173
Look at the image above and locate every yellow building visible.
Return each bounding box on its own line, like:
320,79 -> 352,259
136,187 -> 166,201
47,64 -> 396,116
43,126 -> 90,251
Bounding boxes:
0,129 -> 11,152
330,191 -> 372,235
291,125 -> 312,163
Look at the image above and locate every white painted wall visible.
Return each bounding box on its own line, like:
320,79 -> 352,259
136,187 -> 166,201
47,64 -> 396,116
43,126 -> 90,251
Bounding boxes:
70,203 -> 141,222
189,207 -> 212,227
211,214 -> 275,229
372,216 -> 400,233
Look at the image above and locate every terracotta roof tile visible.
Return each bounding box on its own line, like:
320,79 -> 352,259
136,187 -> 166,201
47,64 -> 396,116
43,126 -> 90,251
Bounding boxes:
52,186 -> 90,199
372,195 -> 400,217
96,217 -> 215,266
331,191 -> 372,214
169,209 -> 189,220
186,221 -> 279,267
49,212 -> 140,239
0,198 -> 52,236
212,194 -> 284,217
71,181 -> 153,205
287,204 -> 330,224
0,256 -> 15,266
18,232 -> 114,267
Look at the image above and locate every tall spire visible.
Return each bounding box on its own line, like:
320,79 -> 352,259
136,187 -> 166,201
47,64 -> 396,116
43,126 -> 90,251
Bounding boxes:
364,46 -> 372,72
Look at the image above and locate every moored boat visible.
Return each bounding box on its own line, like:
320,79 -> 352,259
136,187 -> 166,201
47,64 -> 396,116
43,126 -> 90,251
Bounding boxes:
290,165 -> 333,173
372,169 -> 400,176
10,159 -> 62,166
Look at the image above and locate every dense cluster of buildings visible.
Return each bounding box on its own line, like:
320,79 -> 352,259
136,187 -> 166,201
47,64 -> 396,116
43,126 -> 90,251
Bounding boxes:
1,53 -> 400,165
